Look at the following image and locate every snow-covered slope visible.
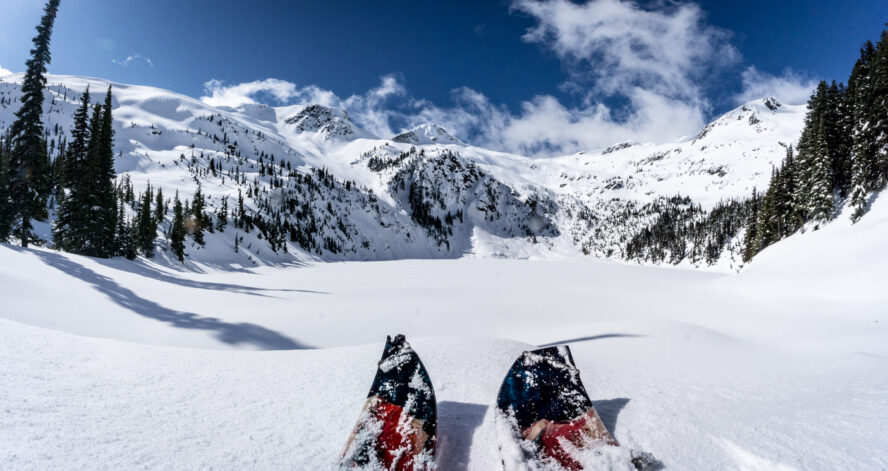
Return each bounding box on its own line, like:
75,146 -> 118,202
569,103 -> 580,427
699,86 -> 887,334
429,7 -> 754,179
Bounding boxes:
1,239 -> 886,469
0,74 -> 809,266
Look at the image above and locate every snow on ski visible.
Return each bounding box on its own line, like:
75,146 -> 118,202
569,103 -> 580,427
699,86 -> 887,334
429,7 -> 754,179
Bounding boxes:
340,335 -> 437,470
495,345 -> 656,470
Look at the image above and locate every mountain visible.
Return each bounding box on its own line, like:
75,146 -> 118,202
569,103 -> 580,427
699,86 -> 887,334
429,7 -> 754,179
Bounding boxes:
0,74 -> 811,267
280,104 -> 369,140
392,123 -> 462,145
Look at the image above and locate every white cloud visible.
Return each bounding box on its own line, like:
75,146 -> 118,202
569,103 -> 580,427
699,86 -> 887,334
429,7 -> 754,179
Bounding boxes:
196,1 -> 814,156
112,53 -> 154,68
0,64 -> 12,76
201,75 -> 405,138
735,66 -> 818,105
511,0 -> 738,103
201,78 -> 299,107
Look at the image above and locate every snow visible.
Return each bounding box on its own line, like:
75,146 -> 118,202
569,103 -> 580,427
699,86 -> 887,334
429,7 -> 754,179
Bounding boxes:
2,226 -> 887,469
1,74 -> 886,469
0,75 -> 810,265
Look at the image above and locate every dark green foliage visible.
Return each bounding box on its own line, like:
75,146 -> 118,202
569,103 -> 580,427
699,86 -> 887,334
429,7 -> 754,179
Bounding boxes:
116,202 -> 136,260
52,87 -> 118,257
6,0 -> 60,247
90,87 -> 118,257
135,186 -> 155,257
170,192 -> 186,262
191,185 -> 206,246
0,135 -> 13,240
154,186 -> 165,225
215,196 -> 228,231
53,88 -> 91,252
626,196 -> 750,266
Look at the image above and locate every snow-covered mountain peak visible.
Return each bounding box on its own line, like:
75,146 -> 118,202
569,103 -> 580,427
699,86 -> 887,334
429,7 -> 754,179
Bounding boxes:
281,104 -> 366,140
694,97 -> 805,145
392,122 -> 461,145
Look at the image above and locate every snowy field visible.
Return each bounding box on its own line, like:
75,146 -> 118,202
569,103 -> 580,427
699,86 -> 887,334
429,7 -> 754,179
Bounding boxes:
2,197 -> 888,470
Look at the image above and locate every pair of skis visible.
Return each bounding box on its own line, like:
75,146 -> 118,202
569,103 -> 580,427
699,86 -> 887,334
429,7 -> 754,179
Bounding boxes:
339,335 -> 654,470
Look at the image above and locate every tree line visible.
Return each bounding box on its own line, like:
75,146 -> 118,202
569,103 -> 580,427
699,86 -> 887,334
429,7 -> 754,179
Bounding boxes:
743,28 -> 888,261
627,27 -> 888,267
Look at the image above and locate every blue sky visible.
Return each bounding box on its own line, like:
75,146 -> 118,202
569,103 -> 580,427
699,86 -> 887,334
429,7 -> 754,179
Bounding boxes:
1,0 -> 886,154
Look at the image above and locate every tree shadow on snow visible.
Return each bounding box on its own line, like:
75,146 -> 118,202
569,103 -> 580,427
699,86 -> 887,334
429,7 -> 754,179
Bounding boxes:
29,249 -> 312,350
538,333 -> 646,348
91,257 -> 329,299
437,401 -> 488,469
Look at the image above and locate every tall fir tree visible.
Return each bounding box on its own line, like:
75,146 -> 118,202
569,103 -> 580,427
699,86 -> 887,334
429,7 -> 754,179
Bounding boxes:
873,30 -> 888,187
191,185 -> 206,246
742,189 -> 760,262
6,0 -> 60,247
154,186 -> 165,225
89,86 -> 118,257
0,135 -> 11,240
849,41 -> 878,221
135,186 -> 155,257
53,87 -> 91,252
170,191 -> 186,262
807,115 -> 835,223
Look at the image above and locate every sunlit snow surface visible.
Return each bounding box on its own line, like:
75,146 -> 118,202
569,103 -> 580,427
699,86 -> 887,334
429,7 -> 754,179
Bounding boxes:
2,193 -> 887,470
0,75 -> 885,470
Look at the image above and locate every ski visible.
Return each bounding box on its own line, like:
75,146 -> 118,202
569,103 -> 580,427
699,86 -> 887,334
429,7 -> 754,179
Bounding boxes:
340,335 -> 437,470
495,345 -> 654,470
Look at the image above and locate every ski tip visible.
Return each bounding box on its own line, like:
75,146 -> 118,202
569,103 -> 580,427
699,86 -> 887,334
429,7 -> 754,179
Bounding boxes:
524,344 -> 576,367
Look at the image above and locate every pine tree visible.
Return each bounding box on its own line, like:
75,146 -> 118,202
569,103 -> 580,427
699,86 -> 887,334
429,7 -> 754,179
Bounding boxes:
135,186 -> 155,257
742,189 -> 760,262
154,186 -> 165,225
873,30 -> 888,187
807,116 -> 835,223
191,185 -> 206,246
6,0 -> 60,247
0,136 -> 12,240
52,87 -> 91,252
216,195 -> 228,231
90,86 -> 118,257
849,41 -> 878,221
170,192 -> 186,262
754,169 -> 779,250
115,201 -> 135,260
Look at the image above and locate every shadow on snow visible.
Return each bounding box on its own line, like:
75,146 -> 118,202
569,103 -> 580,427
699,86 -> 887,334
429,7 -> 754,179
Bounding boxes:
27,248 -> 312,350
537,333 -> 646,348
437,401 -> 488,469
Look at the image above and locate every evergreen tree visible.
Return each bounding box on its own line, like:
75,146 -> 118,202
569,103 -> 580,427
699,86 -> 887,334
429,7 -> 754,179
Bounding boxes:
6,0 -> 60,247
135,186 -> 155,257
170,192 -> 186,262
0,136 -> 12,240
52,86 -> 91,252
873,31 -> 888,187
216,195 -> 228,231
115,202 -> 136,260
191,185 -> 206,246
742,189 -> 760,262
89,86 -> 118,257
807,116 -> 835,223
848,42 -> 878,221
154,186 -> 165,225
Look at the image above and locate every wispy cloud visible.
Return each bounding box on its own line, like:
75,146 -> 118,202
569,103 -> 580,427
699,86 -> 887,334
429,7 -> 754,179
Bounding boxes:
0,64 -> 12,76
200,75 -> 406,138
735,66 -> 818,105
198,0 -> 816,156
112,53 -> 154,68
